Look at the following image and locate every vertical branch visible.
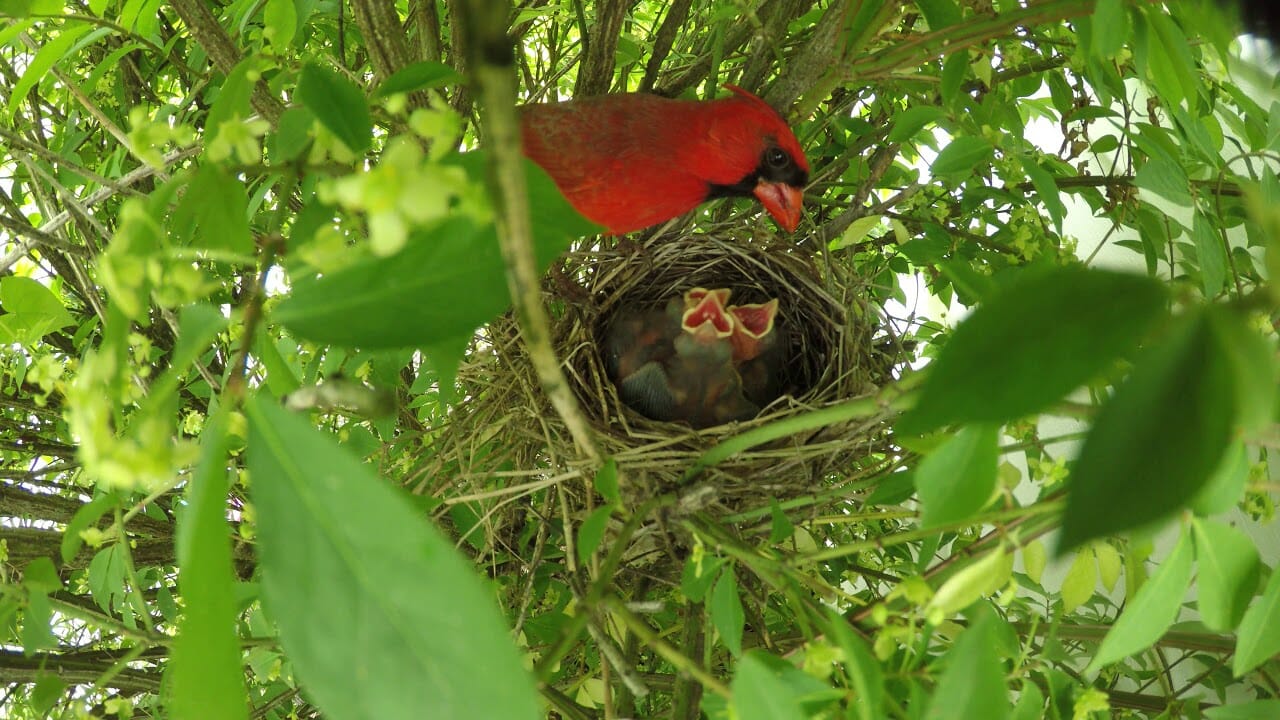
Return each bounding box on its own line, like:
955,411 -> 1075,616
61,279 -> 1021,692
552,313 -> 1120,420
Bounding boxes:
572,0 -> 631,96
456,0 -> 602,464
638,0 -> 693,92
169,0 -> 283,123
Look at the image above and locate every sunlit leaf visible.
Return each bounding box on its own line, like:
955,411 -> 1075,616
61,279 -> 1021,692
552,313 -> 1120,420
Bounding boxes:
1234,566 -> 1280,677
924,606 -> 1010,720
915,424 -> 998,528
1192,518 -> 1260,632
899,267 -> 1167,435
1088,527 -> 1193,671
297,62 -> 372,153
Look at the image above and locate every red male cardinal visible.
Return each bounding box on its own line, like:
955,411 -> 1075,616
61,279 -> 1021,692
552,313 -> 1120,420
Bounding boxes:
520,85 -> 809,234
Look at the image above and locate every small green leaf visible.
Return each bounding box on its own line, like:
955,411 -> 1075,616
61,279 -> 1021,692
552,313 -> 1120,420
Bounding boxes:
0,276 -> 76,345
576,506 -> 612,565
768,499 -> 794,543
30,673 -> 66,717
1059,550 -> 1096,613
1095,543 -> 1122,593
680,553 -> 724,603
60,493 -> 118,563
376,61 -> 463,98
22,591 -> 55,654
1192,441 -> 1249,517
22,557 -> 61,593
1192,211 -> 1227,297
927,546 -> 1012,619
1208,308 -> 1277,437
825,609 -> 883,720
830,214 -> 883,250
1134,155 -> 1192,207
940,52 -> 970,109
888,106 -> 947,143
1205,701 -> 1280,720
7,25 -> 90,120
915,0 -> 961,28
171,411 -> 249,720
1091,0 -> 1129,58
924,606 -> 1010,720
269,106 -> 316,163
931,136 -> 992,179
247,398 -> 541,720
172,164 -> 254,254
263,0 -> 297,51
1060,310 -> 1234,552
1192,518 -> 1260,632
731,653 -> 808,720
1088,527 -> 1193,671
206,58 -> 256,147
1234,565 -> 1280,676
711,569 -> 745,657
593,458 -> 620,505
916,424 -> 998,529
899,267 -> 1167,435
297,62 -> 372,153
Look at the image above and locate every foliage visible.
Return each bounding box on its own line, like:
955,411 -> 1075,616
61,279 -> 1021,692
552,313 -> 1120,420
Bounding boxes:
0,0 -> 1278,718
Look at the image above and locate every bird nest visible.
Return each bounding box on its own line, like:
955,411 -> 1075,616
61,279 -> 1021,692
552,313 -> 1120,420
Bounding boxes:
416,228 -> 903,554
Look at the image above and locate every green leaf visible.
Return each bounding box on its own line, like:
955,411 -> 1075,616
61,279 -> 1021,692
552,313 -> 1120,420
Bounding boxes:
246,398 -> 540,720
1010,681 -> 1045,720
924,606 -> 1010,720
888,106 -> 947,143
1234,566 -> 1280,676
732,653 -> 808,720
30,672 -> 67,717
1192,211 -> 1227,297
1087,527 -> 1193,671
1059,550 -> 1097,613
916,425 -> 998,529
931,136 -> 993,178
269,106 -> 316,163
593,458 -> 620,505
1192,518 -> 1260,632
263,0 -> 297,51
206,58 -> 256,147
1205,701 -> 1280,720
276,157 -> 592,350
825,609 -> 883,720
711,569 -> 745,657
1022,159 -> 1065,232
680,554 -> 724,603
170,411 -> 249,720
375,61 -> 463,98
927,545 -> 1012,619
172,164 -> 254,254
916,0 -> 961,28
60,493 -> 118,563
576,506 -> 612,565
22,591 -> 55,654
1192,441 -> 1249,517
829,214 -> 883,250
940,52 -> 970,110
899,267 -> 1167,435
6,24 -> 90,120
23,557 -> 61,593
297,62 -> 372,153
1060,309 -> 1235,552
768,498 -> 794,543
1134,155 -> 1192,207
1091,0 -> 1129,58
0,276 -> 76,345
1208,308 -> 1277,437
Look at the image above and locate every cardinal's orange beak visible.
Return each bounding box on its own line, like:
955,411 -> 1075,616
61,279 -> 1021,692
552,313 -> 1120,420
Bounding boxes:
753,180 -> 803,232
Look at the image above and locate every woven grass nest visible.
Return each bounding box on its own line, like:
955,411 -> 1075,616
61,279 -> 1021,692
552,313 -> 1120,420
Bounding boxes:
421,228 -> 902,560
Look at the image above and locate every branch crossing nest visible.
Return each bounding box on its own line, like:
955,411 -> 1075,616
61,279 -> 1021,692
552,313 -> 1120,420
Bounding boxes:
421,230 -> 904,560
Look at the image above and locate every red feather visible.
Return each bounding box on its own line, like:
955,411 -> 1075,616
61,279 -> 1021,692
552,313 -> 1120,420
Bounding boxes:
519,86 -> 808,234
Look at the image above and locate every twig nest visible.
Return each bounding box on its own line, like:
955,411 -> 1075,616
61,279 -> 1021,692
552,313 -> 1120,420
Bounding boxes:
418,229 -> 899,562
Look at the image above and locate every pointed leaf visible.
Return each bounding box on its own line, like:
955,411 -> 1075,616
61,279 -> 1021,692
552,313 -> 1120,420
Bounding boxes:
1088,527 -> 1193,671
931,136 -> 993,178
1060,310 -> 1234,552
1192,518 -> 1260,632
1234,564 -> 1280,676
924,607 -> 1010,720
825,609 -> 883,720
171,412 -> 248,720
246,398 -> 540,720
297,62 -> 372,153
711,569 -> 745,657
916,424 -> 998,528
732,653 -> 808,720
899,267 -> 1167,434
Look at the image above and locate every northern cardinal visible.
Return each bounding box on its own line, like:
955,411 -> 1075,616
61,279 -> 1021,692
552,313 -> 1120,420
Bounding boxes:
520,86 -> 808,234
604,287 -> 786,428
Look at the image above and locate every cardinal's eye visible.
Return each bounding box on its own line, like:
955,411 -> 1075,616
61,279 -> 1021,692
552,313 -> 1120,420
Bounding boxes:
764,147 -> 789,169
